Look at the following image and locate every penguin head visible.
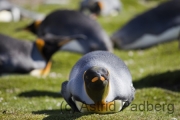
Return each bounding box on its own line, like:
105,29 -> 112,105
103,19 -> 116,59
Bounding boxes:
35,34 -> 86,61
83,66 -> 109,103
89,1 -> 103,16
17,20 -> 42,35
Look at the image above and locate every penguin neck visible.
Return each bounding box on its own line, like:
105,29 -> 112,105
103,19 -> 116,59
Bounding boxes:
85,82 -> 109,104
34,39 -> 47,61
30,43 -> 52,77
31,42 -> 47,64
42,46 -> 59,62
34,39 -> 58,62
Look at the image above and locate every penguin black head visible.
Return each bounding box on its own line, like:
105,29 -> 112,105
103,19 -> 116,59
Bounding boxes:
35,34 -> 86,61
83,66 -> 109,103
89,1 -> 103,16
17,20 -> 42,35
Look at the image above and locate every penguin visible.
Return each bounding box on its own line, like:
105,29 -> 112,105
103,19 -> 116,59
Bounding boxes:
61,51 -> 135,113
111,0 -> 180,50
19,10 -> 113,54
0,0 -> 44,22
79,0 -> 122,16
43,0 -> 69,5
0,0 -> 20,22
0,33 -> 85,76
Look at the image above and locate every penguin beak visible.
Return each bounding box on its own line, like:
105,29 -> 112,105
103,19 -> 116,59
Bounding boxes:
91,76 -> 105,82
15,20 -> 42,32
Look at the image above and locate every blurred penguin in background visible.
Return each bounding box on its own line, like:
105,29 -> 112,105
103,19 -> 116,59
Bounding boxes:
19,10 -> 113,54
0,0 -> 20,22
43,0 -> 69,5
111,0 -> 180,50
79,0 -> 122,17
0,33 -> 84,77
0,0 -> 44,22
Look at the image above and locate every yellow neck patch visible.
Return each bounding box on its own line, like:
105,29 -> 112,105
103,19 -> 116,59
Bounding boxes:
36,39 -> 45,52
97,1 -> 103,10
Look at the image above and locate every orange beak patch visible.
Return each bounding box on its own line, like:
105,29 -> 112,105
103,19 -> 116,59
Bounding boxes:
91,76 -> 105,82
100,76 -> 105,81
91,77 -> 98,82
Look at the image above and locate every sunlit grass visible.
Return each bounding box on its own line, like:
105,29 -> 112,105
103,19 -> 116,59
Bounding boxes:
0,0 -> 180,120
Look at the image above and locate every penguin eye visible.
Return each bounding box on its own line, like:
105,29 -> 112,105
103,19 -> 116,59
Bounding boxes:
85,76 -> 89,79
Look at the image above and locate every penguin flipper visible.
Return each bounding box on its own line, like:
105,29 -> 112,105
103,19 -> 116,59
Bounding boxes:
121,84 -> 135,111
61,81 -> 79,112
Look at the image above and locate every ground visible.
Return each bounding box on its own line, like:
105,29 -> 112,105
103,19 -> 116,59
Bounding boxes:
0,0 -> 180,120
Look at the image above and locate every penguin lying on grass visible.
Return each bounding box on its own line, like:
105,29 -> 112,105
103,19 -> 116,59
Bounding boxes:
61,51 -> 135,113
111,0 -> 180,50
0,33 -> 84,77
79,0 -> 122,17
19,10 -> 113,54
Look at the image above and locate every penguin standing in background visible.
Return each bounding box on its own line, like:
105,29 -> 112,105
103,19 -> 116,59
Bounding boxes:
0,0 -> 20,22
0,33 -> 84,76
19,10 -> 113,54
111,0 -> 180,50
61,51 -> 135,113
0,0 -> 44,22
79,0 -> 122,17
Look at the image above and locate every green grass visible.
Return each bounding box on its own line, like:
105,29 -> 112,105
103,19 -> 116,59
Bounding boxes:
0,0 -> 180,120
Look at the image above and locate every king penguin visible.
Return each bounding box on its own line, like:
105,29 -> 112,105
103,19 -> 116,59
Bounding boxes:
79,0 -> 122,16
61,51 -> 135,113
0,0 -> 20,22
0,33 -> 84,76
111,0 -> 180,50
19,10 -> 113,54
0,0 -> 44,22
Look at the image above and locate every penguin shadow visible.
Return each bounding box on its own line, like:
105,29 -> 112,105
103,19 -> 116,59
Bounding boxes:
133,70 -> 180,92
18,90 -> 62,98
32,109 -> 90,120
